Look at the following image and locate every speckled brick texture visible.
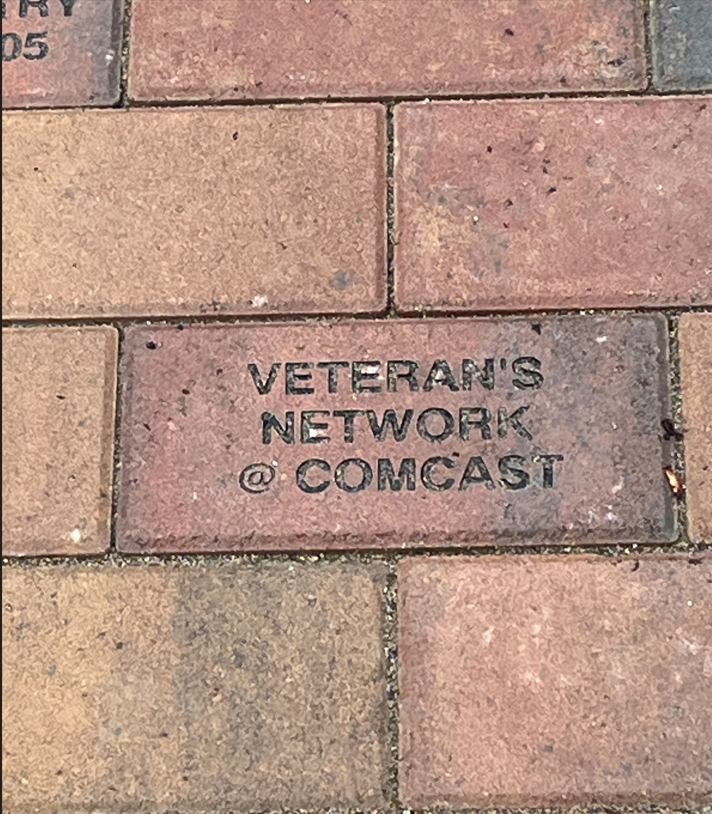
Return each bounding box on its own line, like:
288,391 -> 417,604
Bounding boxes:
399,554 -> 712,808
1,561 -> 388,812
652,0 -> 712,90
679,313 -> 712,543
116,315 -> 674,553
1,0 -> 122,108
128,0 -> 645,102
2,327 -> 117,556
395,97 -> 712,313
1,105 -> 386,319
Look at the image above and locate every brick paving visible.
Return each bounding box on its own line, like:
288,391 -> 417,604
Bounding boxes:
2,1 -> 711,812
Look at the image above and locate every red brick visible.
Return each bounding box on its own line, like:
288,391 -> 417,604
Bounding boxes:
2,327 -> 118,556
2,0 -> 122,108
117,315 -> 674,553
128,0 -> 645,102
2,561 -> 388,811
1,105 -> 386,319
399,554 -> 712,807
679,313 -> 712,543
395,98 -> 712,313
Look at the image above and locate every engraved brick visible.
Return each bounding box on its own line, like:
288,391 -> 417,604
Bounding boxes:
2,327 -> 118,556
128,0 -> 645,102
117,315 -> 674,553
399,554 -> 712,807
395,98 -> 712,313
2,0 -> 122,108
679,313 -> 712,543
1,105 -> 386,319
652,0 -> 712,90
2,561 -> 388,811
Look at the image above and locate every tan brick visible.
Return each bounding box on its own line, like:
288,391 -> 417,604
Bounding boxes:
2,0 -> 122,108
2,327 -> 117,556
395,97 -> 712,312
2,561 -> 388,812
680,313 -> 712,543
128,0 -> 645,102
1,106 -> 386,319
399,555 -> 712,807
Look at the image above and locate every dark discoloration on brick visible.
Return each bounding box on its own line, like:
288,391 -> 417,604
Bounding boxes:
2,562 -> 388,812
1,0 -> 122,108
128,0 -> 645,102
679,313 -> 712,543
399,554 -> 712,807
1,106 -> 386,319
117,316 -> 674,553
652,0 -> 712,90
2,327 -> 118,556
395,98 -> 712,313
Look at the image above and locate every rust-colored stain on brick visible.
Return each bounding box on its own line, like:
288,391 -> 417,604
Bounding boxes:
399,554 -> 712,807
679,313 -> 712,543
395,97 -> 712,312
2,0 -> 122,108
1,105 -> 386,319
117,316 -> 674,553
2,327 -> 117,556
128,0 -> 645,102
2,562 -> 388,811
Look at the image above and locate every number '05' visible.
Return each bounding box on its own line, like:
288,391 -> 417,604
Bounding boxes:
2,31 -> 48,60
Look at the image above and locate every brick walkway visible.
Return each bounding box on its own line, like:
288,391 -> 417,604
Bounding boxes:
2,1 -> 711,811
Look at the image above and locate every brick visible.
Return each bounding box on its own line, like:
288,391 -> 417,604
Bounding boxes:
2,0 -> 122,108
2,327 -> 117,556
652,0 -> 712,90
1,105 -> 386,319
395,98 -> 712,313
399,554 -> 712,807
679,313 -> 712,543
2,561 -> 388,811
128,0 -> 645,102
117,315 -> 674,553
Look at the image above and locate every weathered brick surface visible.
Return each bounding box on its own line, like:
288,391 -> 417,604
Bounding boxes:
395,98 -> 712,313
652,0 -> 712,90
117,316 -> 673,553
399,555 -> 712,807
680,313 -> 712,543
128,0 -> 645,103
2,0 -> 122,108
1,106 -> 386,319
2,327 -> 117,556
2,562 -> 388,812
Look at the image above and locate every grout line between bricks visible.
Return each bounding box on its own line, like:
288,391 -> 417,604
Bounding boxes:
107,324 -> 126,555
666,313 -> 690,540
383,558 -> 400,808
4,90 -> 711,117
110,86 -> 712,111
3,541 -> 709,571
118,0 -> 133,109
386,103 -> 396,317
3,304 -> 712,331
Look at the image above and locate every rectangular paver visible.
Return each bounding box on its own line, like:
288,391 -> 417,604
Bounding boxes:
2,561 -> 388,812
2,105 -> 386,319
2,327 -> 118,556
128,0 -> 645,102
2,0 -> 122,108
399,554 -> 712,807
652,0 -> 712,90
395,97 -> 712,313
679,312 -> 712,543
117,316 -> 674,553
